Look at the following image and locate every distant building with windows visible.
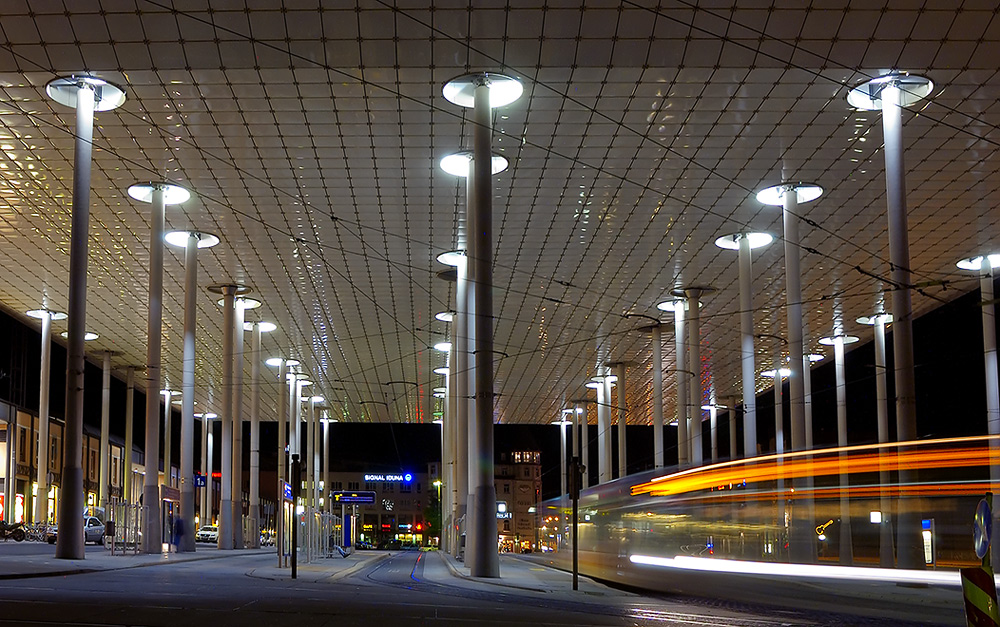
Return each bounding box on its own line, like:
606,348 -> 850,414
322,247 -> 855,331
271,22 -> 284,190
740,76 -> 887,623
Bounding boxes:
495,451 -> 541,553
325,469 -> 429,545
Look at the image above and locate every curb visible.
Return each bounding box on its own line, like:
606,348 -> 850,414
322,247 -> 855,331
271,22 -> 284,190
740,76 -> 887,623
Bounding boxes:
245,552 -> 390,583
0,548 -> 266,581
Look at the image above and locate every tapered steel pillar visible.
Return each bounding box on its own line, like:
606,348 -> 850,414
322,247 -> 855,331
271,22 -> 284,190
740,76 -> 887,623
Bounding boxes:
99,351 -> 111,507
580,402 -> 590,488
558,412 -> 569,496
592,378 -> 611,484
651,325 -> 665,468
716,233 -> 774,458
142,185 -> 166,556
771,344 -> 785,455
27,309 -> 60,526
684,288 -> 705,466
162,393 -> 173,487
848,73 -> 933,570
277,360 -> 288,485
47,75 -> 125,560
455,259 -> 470,558
232,300 -> 246,549
218,286 -> 237,550
728,396 -> 738,460
124,367 -> 135,503
672,302 -> 688,466
200,415 -> 209,525
822,333 -> 858,566
248,322 -> 262,549
323,411 -> 330,514
614,363 -> 627,478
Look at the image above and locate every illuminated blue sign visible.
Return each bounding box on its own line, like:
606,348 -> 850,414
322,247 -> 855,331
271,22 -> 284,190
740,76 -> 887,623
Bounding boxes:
364,473 -> 413,482
282,482 -> 293,501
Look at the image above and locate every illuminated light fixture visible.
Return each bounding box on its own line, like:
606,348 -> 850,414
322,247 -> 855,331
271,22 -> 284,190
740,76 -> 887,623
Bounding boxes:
266,357 -> 298,367
433,367 -> 449,376
161,389 -> 181,397
164,231 -> 220,249
435,311 -> 455,323
655,299 -> 700,312
584,382 -> 601,389
243,321 -> 277,332
755,182 -> 824,206
870,510 -> 883,524
846,72 -> 934,111
856,313 -> 893,326
440,150 -> 509,177
561,408 -> 583,414
433,387 -> 446,393
701,404 -> 728,411
216,296 -> 261,310
433,342 -> 452,353
433,392 -> 446,399
818,335 -> 860,346
310,396 -> 324,403
194,412 -> 217,419
26,309 -> 67,321
432,419 -> 443,425
60,331 -> 98,341
45,75 -> 126,112
435,250 -> 466,267
807,354 -> 825,363
714,232 -> 774,250
591,375 -> 616,385
551,419 -> 572,425
127,182 -> 190,205
442,71 -> 523,109
761,368 -> 792,378
957,254 -> 1000,271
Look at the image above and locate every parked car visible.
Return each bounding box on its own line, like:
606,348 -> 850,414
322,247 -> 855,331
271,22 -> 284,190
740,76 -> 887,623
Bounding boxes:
196,525 -> 218,543
47,516 -> 105,545
355,540 -> 374,550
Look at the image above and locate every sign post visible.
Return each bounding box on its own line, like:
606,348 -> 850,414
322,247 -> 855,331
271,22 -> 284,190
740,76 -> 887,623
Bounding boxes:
569,456 -> 584,591
962,493 -> 1000,626
291,454 -> 301,580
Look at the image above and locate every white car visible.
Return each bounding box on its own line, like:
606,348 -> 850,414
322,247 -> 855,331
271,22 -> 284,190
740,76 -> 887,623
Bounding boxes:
46,516 -> 105,545
196,525 -> 218,543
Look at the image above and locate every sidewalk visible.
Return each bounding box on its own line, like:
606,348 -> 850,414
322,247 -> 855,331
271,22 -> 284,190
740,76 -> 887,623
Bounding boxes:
432,550 -> 629,597
246,550 -> 390,583
0,545 -> 267,580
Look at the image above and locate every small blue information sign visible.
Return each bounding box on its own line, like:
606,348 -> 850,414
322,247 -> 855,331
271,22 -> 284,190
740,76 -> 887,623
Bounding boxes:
282,481 -> 293,502
194,474 -> 207,488
332,490 -> 376,504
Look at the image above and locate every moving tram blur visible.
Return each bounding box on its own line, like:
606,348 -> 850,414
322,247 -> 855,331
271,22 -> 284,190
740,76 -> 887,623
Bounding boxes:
537,435 -> 999,588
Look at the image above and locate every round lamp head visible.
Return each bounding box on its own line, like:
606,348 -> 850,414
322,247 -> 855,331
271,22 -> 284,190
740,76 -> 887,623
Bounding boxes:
265,358 -> 285,367
714,232 -> 774,251
846,73 -> 934,110
433,342 -> 452,353
194,412 -> 217,419
243,321 -> 277,332
216,296 -> 262,309
127,182 -> 191,205
656,299 -> 689,313
756,183 -> 824,206
435,311 -> 455,323
442,72 -> 523,109
45,75 -> 126,111
433,367 -> 449,376
164,231 -> 220,249
440,151 -> 509,177
584,382 -> 601,389
856,313 -> 893,326
807,353 -> 825,363
957,254 -> 1000,272
761,368 -> 792,378
818,335 -> 860,346
26,309 -> 68,321
436,250 -> 466,267
59,331 -> 98,341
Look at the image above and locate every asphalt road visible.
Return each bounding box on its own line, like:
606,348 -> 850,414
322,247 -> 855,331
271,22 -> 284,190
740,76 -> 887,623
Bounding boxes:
0,550 -> 957,626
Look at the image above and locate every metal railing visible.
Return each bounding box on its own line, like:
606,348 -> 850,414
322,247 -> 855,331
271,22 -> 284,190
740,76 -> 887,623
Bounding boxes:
107,497 -> 142,555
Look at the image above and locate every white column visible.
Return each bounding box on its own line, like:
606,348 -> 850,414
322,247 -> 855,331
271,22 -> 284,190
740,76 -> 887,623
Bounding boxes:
559,416 -> 567,496
232,301 -> 245,548
773,345 -> 784,455
709,405 -> 718,462
323,411 -> 330,514
99,351 -> 111,507
218,286 -> 236,550
803,349 -> 815,450
142,184 -> 166,555
615,363 -> 627,478
34,311 -> 53,526
580,402 -> 590,488
982,264 -> 999,439
206,422 -> 214,525
277,360 -> 287,485
248,322 -> 262,549
596,381 -> 610,484
179,231 -> 200,552
833,336 -> 853,566
686,289 -> 704,466
674,304 -> 688,466
454,259 -> 470,558
738,237 -> 757,459
728,396 -> 738,460
163,395 -> 172,487
783,190 -> 807,452
200,416 -> 208,525
651,325 -> 665,468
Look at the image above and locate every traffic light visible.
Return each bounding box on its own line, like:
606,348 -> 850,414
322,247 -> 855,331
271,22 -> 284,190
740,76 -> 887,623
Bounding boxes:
416,523 -> 422,531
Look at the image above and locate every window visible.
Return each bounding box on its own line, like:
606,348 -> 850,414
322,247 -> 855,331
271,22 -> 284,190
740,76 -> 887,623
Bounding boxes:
348,481 -> 359,491
400,482 -> 411,493
503,520 -> 510,532
503,484 -> 510,494
18,427 -> 25,463
90,450 -> 96,479
51,437 -> 58,470
416,482 -> 421,493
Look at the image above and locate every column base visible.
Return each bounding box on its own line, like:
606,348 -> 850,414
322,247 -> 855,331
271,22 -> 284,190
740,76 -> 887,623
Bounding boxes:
468,487 -> 499,578
218,499 -> 233,550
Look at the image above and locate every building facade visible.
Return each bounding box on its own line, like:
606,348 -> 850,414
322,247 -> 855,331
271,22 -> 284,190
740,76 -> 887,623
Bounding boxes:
495,451 -> 542,553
